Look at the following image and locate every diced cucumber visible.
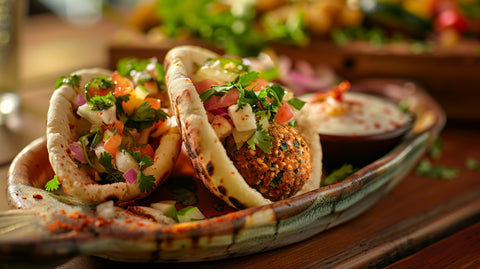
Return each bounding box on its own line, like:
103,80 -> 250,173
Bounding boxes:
150,200 -> 178,220
177,206 -> 205,223
193,59 -> 240,83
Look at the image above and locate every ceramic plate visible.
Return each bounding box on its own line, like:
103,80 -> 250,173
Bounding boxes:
0,79 -> 444,263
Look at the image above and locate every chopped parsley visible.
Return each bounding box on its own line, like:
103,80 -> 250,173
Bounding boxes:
117,58 -> 151,76
125,102 -> 168,130
201,71 -> 305,154
84,76 -> 114,100
122,148 -> 157,193
45,175 -> 61,192
97,152 -> 125,184
428,137 -> 443,159
322,164 -> 358,186
247,126 -> 274,154
117,57 -> 165,91
87,91 -> 116,111
414,159 -> 460,180
55,74 -> 81,89
287,98 -> 306,111
466,157 -> 480,172
280,141 -> 289,152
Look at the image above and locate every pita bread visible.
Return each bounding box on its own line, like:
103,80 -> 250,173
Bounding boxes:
46,68 -> 181,204
165,46 -> 322,209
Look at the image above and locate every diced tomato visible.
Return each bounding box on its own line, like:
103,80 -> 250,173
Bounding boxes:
86,88 -> 111,99
275,102 -> 295,124
104,133 -> 122,155
132,144 -> 155,159
331,80 -> 350,101
204,88 -> 240,111
145,97 -> 161,110
245,77 -> 268,92
111,71 -> 134,97
102,120 -> 124,135
193,79 -> 221,94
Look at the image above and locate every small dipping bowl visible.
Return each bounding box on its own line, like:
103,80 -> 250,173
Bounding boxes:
318,118 -> 414,169
300,89 -> 415,170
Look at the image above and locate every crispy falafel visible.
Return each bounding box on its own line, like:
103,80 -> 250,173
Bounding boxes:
225,123 -> 312,201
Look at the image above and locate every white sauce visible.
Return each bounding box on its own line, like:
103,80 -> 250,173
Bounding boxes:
302,92 -> 410,136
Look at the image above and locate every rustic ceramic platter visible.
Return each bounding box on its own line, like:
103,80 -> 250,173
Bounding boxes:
0,79 -> 444,263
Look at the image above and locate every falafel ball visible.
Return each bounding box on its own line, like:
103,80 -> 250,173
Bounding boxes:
225,123 -> 312,201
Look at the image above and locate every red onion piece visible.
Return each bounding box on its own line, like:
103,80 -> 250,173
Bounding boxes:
75,94 -> 87,106
70,141 -> 86,163
208,107 -> 229,116
123,168 -> 138,184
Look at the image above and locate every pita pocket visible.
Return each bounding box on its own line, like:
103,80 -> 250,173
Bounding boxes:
47,62 -> 181,204
165,46 -> 322,209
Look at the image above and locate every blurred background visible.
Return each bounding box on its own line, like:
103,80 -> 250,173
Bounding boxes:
20,0 -> 480,121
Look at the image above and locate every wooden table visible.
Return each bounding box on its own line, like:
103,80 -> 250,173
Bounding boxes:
1,14 -> 480,268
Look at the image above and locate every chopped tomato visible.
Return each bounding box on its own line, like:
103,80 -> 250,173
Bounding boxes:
275,102 -> 295,124
111,71 -> 134,97
245,77 -> 268,92
145,97 -> 161,110
204,88 -> 240,111
312,80 -> 350,103
104,133 -> 122,155
193,79 -> 221,94
102,120 -> 124,135
86,87 -> 111,99
132,144 -> 155,159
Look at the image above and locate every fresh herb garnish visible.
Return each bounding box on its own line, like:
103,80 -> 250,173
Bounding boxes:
322,164 -> 357,186
414,159 -> 460,180
117,57 -> 166,92
117,58 -> 151,77
200,71 -> 259,103
246,125 -> 273,154
202,70 -> 305,154
156,0 -> 266,57
124,102 -> 168,130
98,152 -> 125,184
84,76 -> 114,100
45,175 -> 61,192
117,148 -> 156,193
287,98 -> 306,111
466,157 -> 480,171
428,137 -> 443,159
55,74 -> 81,89
138,173 -> 156,193
87,91 -> 116,111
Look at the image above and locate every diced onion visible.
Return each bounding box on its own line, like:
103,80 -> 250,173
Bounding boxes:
70,141 -> 86,163
75,94 -> 87,106
123,168 -> 138,185
96,200 -> 115,219
116,150 -> 139,173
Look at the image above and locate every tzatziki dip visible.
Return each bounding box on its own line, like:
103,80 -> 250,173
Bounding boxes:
302,85 -> 411,136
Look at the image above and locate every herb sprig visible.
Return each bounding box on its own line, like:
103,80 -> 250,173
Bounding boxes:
55,74 -> 81,89
201,71 -> 305,154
